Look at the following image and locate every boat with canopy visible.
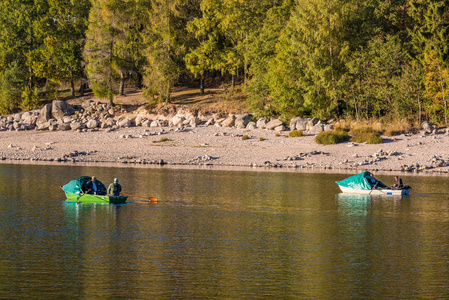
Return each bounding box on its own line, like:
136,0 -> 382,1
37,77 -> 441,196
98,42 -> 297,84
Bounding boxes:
336,172 -> 411,196
61,176 -> 127,204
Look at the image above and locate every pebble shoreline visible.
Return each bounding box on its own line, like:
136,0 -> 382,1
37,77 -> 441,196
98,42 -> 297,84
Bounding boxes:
1,99 -> 449,176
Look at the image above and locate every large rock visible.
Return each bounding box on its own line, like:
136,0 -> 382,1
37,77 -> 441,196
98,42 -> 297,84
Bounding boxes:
171,115 -> 186,127
36,121 -> 51,131
52,100 -> 75,120
246,121 -> 256,129
308,124 -> 324,134
135,116 -> 143,127
70,122 -> 82,131
421,121 -> 435,133
86,119 -> 98,129
256,118 -> 267,129
118,118 -> 131,128
102,118 -> 115,128
37,104 -> 52,124
21,112 -> 31,121
59,123 -> 71,131
290,117 -> 309,131
266,119 -> 283,130
274,125 -> 286,132
235,113 -> 253,126
233,113 -> 252,129
306,118 -> 320,131
221,115 -> 236,127
189,117 -> 201,127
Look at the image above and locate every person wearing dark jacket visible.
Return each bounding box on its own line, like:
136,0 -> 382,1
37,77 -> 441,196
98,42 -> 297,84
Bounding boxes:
392,176 -> 404,189
107,178 -> 122,196
85,176 -> 99,194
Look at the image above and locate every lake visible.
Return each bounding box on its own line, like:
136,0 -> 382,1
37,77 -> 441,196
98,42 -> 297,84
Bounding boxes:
0,163 -> 449,298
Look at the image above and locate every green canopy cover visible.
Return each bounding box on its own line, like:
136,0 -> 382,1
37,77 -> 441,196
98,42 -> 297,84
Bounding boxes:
62,176 -> 107,195
336,172 -> 373,191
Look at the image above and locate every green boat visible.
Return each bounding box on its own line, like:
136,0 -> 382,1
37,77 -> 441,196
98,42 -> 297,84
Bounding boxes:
62,176 -> 128,204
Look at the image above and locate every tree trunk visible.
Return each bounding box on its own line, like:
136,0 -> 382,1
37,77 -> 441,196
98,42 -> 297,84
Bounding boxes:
244,62 -> 247,86
137,71 -> 143,89
200,69 -> 205,95
119,70 -> 125,96
231,74 -> 235,90
418,94 -> 422,126
165,83 -> 171,105
71,80 -> 75,99
438,65 -> 447,125
79,82 -> 85,97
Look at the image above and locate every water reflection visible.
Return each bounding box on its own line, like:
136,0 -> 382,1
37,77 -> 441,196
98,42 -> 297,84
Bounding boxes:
1,163 -> 449,298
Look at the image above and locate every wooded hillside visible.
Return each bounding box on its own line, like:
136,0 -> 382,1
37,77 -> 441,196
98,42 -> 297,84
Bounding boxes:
0,0 -> 448,124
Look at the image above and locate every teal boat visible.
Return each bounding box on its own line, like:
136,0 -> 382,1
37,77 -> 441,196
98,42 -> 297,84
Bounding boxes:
62,176 -> 128,204
336,171 -> 411,196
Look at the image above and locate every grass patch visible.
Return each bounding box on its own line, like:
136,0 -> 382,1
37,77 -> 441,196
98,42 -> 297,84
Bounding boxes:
242,134 -> 250,140
382,120 -> 413,136
349,127 -> 383,144
288,130 -> 304,137
351,131 -> 383,144
315,130 -> 350,145
153,138 -> 172,143
349,126 -> 378,136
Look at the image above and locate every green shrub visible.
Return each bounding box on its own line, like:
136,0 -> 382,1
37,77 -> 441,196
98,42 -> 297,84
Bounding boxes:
288,130 -> 304,137
383,128 -> 399,137
315,130 -> 350,145
349,127 -> 383,144
259,137 -> 266,141
349,126 -> 377,136
351,132 -> 383,144
275,133 -> 281,137
20,87 -> 40,111
92,81 -> 115,101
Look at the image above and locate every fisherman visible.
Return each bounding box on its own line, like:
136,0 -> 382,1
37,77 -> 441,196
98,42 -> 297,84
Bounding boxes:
107,178 -> 122,196
367,173 -> 388,189
84,176 -> 99,195
392,176 -> 404,189
368,173 -> 378,187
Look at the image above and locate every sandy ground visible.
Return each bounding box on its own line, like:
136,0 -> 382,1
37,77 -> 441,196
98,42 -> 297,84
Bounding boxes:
1,125 -> 449,176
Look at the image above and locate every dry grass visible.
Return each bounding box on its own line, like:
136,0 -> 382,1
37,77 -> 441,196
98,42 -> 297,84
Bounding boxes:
382,120 -> 413,136
335,118 -> 414,137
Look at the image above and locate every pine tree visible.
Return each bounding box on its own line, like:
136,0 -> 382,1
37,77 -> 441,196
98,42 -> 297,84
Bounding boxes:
31,0 -> 91,99
0,0 -> 47,113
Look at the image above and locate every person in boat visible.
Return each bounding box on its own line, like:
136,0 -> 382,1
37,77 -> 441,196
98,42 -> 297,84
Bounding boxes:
367,173 -> 387,189
107,178 -> 122,196
84,176 -> 106,195
391,176 -> 404,189
368,173 -> 378,187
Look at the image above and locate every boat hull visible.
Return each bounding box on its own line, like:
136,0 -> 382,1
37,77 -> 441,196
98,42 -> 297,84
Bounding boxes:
337,185 -> 411,196
64,192 -> 128,204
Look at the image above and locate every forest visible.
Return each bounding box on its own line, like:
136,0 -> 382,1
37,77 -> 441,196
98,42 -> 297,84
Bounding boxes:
0,0 -> 448,124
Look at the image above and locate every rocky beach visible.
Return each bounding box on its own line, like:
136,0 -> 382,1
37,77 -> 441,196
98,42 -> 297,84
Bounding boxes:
1,99 -> 449,175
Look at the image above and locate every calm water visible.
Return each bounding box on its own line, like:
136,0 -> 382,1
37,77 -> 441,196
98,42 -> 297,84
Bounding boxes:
0,163 -> 449,299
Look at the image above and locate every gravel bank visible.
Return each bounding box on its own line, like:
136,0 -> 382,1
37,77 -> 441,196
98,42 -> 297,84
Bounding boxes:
1,126 -> 449,175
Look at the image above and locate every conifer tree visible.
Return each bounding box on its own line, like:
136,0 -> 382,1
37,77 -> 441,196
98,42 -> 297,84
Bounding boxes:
31,0 -> 90,99
0,0 -> 47,113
